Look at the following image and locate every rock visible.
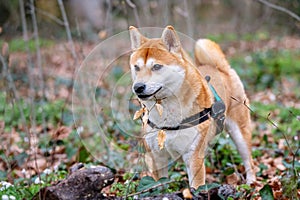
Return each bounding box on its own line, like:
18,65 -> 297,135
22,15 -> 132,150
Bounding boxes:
32,164 -> 114,200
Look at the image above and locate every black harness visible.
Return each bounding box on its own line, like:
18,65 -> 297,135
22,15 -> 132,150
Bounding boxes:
147,76 -> 226,134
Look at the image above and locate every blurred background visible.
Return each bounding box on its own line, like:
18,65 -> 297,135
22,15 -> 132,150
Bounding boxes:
1,0 -> 300,40
0,0 -> 299,199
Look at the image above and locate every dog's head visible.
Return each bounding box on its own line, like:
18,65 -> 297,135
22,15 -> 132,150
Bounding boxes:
129,26 -> 187,101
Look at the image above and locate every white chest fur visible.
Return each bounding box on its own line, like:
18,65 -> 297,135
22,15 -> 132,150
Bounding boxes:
143,96 -> 193,128
144,126 -> 201,160
142,95 -> 201,160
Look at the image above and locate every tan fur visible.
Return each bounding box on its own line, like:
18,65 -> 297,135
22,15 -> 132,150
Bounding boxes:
129,26 -> 256,188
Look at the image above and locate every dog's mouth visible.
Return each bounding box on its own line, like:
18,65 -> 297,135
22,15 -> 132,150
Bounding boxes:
137,87 -> 162,100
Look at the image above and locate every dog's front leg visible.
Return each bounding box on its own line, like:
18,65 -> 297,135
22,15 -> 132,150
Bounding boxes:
183,150 -> 206,189
145,150 -> 169,179
143,133 -> 169,179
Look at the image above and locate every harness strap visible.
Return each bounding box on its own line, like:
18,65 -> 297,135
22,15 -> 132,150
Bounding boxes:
147,107 -> 211,130
146,76 -> 226,133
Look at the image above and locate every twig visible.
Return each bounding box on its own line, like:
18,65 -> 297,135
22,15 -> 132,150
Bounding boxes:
57,0 -> 78,62
56,0 -> 79,125
232,96 -> 300,183
0,54 -> 32,176
29,0 -> 46,108
35,7 -> 64,26
231,96 -> 298,179
183,0 -> 193,37
126,179 -> 178,198
29,0 -> 48,179
231,96 -> 294,153
124,172 -> 138,199
19,0 -> 37,180
122,0 -> 130,29
256,0 -> 300,22
126,0 -> 140,27
105,0 -> 113,35
20,0 -> 46,183
56,0 -> 114,169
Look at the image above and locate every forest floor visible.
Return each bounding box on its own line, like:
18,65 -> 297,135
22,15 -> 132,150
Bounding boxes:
0,35 -> 299,199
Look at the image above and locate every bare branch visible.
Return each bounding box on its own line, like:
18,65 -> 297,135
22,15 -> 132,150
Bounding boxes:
183,0 -> 193,37
256,0 -> 300,22
35,7 -> 64,26
19,0 -> 35,145
105,0 -> 113,35
126,0 -> 141,27
230,96 -> 295,156
57,0 -> 78,62
29,0 -> 46,100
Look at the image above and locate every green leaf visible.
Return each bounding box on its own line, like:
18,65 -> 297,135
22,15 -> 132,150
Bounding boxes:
259,184 -> 274,200
14,152 -> 28,166
78,147 -> 90,163
238,184 -> 251,191
223,167 -> 235,176
136,176 -> 171,197
0,170 -> 7,179
169,172 -> 182,181
196,182 -> 220,192
137,176 -> 156,192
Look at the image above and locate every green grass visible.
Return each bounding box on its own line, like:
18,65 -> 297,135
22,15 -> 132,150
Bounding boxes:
0,38 -> 54,53
230,49 -> 300,93
0,91 -> 76,199
0,169 -> 68,200
206,30 -> 270,43
0,92 -> 73,130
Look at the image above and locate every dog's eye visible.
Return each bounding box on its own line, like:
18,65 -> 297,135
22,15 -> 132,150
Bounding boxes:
134,65 -> 140,71
152,64 -> 163,71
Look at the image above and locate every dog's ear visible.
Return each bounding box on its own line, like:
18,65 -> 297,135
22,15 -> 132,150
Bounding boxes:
161,26 -> 181,54
129,26 -> 148,50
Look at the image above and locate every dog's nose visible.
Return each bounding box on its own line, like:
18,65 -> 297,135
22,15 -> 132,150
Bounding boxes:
133,83 -> 146,94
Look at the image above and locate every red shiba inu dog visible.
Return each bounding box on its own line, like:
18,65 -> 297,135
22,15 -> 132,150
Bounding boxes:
129,25 -> 256,188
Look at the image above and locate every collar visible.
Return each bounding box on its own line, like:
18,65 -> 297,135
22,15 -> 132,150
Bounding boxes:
147,76 -> 226,133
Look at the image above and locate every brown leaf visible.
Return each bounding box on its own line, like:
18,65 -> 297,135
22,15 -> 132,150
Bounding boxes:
269,177 -> 281,191
27,157 -> 47,171
278,139 -> 286,150
182,188 -> 193,199
51,126 -> 72,140
157,130 -> 166,150
273,190 -> 284,199
273,157 -> 286,171
155,103 -> 163,116
226,173 -> 239,185
133,107 -> 146,120
142,108 -> 149,131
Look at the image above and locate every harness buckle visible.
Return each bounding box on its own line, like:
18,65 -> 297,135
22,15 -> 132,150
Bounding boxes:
211,101 -> 226,134
205,75 -> 226,134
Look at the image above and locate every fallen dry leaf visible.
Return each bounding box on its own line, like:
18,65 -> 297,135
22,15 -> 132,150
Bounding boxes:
142,108 -> 149,131
51,126 -> 72,140
278,139 -> 286,150
226,173 -> 239,185
133,107 -> 146,120
157,130 -> 166,150
155,103 -> 163,116
182,188 -> 193,199
273,157 -> 286,171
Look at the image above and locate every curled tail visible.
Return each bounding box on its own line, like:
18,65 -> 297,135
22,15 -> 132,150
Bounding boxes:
194,39 -> 230,72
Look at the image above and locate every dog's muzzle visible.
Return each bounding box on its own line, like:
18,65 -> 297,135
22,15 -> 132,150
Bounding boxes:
133,82 -> 162,100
